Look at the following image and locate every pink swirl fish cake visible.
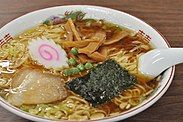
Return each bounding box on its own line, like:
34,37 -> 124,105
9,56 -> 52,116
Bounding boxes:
28,37 -> 68,69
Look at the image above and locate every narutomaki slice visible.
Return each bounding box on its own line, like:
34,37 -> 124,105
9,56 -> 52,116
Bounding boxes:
28,37 -> 68,70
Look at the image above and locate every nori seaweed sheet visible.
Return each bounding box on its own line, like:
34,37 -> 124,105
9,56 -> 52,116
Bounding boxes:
66,59 -> 136,106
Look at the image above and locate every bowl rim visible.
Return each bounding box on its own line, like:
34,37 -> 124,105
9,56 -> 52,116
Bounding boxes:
0,5 -> 175,122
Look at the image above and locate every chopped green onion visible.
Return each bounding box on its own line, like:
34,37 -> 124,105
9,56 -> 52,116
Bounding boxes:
77,64 -> 85,71
63,67 -> 80,76
71,67 -> 80,74
68,58 -> 77,66
70,47 -> 78,55
85,62 -> 93,69
63,69 -> 73,76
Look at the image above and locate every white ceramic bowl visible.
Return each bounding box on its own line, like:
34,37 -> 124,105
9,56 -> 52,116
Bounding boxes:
0,5 -> 175,122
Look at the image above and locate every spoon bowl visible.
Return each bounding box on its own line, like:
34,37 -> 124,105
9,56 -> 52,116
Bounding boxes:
138,48 -> 181,79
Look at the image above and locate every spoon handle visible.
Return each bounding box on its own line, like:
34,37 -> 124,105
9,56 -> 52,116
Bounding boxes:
138,48 -> 183,77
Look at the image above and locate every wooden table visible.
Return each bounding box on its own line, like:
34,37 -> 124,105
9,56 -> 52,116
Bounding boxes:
0,0 -> 183,122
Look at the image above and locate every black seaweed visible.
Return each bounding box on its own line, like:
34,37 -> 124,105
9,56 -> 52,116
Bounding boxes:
66,59 -> 136,106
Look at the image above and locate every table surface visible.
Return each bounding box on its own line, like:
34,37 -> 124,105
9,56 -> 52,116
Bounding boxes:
0,0 -> 183,122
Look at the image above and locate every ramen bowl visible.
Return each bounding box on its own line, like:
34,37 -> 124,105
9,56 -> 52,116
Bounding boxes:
0,5 -> 174,122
